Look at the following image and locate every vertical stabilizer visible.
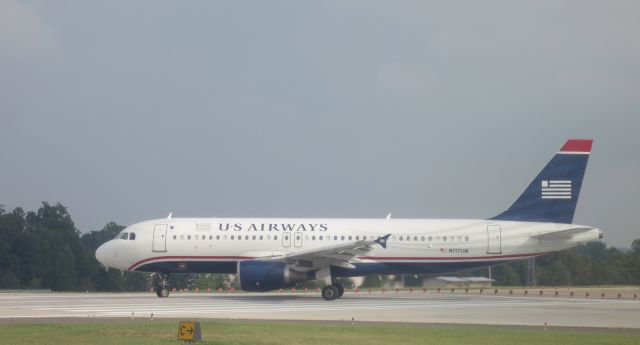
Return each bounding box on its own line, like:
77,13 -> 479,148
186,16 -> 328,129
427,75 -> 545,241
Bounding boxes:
491,139 -> 592,224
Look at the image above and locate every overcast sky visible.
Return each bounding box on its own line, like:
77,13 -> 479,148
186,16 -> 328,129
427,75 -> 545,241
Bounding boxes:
1,1 -> 638,247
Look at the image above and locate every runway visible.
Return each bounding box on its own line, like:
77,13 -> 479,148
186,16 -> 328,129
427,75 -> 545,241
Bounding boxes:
1,291 -> 639,329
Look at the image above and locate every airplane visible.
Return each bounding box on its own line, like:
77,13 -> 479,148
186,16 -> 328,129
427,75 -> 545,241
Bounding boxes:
95,139 -> 602,300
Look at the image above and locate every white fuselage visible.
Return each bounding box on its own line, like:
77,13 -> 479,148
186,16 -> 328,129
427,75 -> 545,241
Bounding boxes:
96,217 -> 601,275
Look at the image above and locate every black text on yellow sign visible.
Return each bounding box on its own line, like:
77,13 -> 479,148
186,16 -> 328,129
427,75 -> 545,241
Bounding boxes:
177,321 -> 202,341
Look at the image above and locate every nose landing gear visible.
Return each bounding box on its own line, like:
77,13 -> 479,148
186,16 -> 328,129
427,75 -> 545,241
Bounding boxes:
155,272 -> 170,298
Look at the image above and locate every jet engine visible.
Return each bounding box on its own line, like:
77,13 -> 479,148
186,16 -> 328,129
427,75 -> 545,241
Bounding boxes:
237,260 -> 311,292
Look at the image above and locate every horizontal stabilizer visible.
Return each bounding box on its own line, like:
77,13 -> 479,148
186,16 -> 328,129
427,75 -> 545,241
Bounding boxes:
531,227 -> 594,240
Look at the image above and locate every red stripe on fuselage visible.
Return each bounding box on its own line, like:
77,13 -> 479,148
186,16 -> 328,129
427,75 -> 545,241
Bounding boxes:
358,252 -> 547,261
128,252 -> 548,271
128,256 -> 255,271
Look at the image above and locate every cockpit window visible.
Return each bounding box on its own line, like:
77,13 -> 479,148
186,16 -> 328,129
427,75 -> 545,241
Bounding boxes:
129,233 -> 136,240
120,232 -> 129,240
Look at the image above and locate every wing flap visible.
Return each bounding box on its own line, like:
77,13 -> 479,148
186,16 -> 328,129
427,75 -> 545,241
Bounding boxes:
259,234 -> 391,269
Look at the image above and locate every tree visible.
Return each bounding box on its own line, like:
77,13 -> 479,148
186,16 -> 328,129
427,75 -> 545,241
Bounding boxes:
81,222 -> 124,251
632,239 -> 640,255
195,274 -> 231,290
46,244 -> 77,291
0,271 -> 20,289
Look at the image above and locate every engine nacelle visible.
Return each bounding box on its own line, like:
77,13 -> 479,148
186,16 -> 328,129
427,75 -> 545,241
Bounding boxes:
237,260 -> 310,292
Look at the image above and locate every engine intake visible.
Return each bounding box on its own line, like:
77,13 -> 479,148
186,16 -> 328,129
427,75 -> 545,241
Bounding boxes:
237,260 -> 310,292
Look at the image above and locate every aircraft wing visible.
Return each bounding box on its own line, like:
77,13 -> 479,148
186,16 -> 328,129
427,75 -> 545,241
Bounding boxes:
531,227 -> 594,240
264,234 -> 391,269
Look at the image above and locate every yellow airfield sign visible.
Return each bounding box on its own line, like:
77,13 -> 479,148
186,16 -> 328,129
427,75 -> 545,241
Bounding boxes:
177,321 -> 202,342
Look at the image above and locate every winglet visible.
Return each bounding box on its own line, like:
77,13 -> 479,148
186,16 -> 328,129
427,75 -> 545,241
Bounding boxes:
375,234 -> 392,249
167,212 -> 173,219
385,213 -> 392,220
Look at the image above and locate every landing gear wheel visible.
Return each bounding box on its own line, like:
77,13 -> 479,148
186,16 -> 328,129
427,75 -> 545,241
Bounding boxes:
321,285 -> 340,301
155,271 -> 170,298
336,284 -> 345,298
156,286 -> 170,298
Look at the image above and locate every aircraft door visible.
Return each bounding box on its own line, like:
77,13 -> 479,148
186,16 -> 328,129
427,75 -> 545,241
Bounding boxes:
486,225 -> 501,254
152,224 -> 168,252
282,233 -> 291,247
294,232 -> 303,247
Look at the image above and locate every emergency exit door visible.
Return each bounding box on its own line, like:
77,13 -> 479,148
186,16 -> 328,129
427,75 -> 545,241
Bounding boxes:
294,232 -> 303,247
282,233 -> 291,247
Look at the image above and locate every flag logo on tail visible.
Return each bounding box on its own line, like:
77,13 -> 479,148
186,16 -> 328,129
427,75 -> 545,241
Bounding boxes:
541,180 -> 572,199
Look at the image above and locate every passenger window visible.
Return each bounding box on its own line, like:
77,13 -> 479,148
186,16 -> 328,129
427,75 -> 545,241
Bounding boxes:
334,236 -> 338,241
406,236 -> 410,241
274,235 -> 278,240
129,233 -> 136,240
355,236 -> 359,241
421,236 -> 425,241
465,236 -> 469,242
252,235 -> 256,240
231,235 -> 234,240
443,236 -> 447,242
209,235 -> 213,240
414,236 -> 418,241
173,235 -> 177,240
399,236 -> 403,241
312,236 -> 316,240
348,236 -> 352,241
187,235 -> 191,240
180,235 -> 184,240
216,235 -> 220,240
202,235 -> 205,240
120,233 -> 129,240
319,235 -> 323,241
341,236 -> 345,241
428,236 -> 432,241
457,236 -> 462,242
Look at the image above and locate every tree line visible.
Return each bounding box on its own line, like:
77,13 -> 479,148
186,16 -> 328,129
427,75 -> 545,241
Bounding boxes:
0,202 -> 638,291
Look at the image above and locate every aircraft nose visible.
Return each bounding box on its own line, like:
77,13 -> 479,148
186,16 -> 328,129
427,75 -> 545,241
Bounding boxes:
95,241 -> 111,266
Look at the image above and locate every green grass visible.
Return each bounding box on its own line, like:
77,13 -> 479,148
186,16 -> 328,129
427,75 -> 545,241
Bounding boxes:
0,321 -> 637,345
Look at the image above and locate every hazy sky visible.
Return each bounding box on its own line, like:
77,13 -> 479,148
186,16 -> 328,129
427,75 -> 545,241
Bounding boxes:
1,1 -> 638,247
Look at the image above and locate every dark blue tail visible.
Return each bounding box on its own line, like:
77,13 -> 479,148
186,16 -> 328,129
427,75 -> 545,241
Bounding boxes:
491,139 -> 593,224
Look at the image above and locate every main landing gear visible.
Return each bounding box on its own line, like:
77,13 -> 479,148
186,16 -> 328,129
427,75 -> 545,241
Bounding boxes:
321,283 -> 344,301
155,272 -> 170,298
316,267 -> 345,301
